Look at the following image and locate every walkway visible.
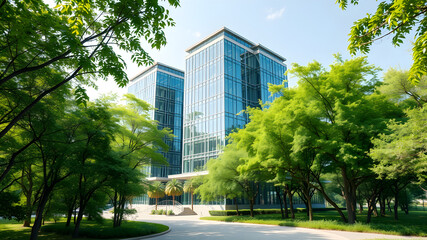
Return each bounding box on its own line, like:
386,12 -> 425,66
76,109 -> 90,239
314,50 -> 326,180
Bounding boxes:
135,215 -> 425,240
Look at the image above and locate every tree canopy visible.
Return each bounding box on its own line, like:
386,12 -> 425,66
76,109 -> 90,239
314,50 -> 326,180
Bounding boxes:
337,0 -> 427,83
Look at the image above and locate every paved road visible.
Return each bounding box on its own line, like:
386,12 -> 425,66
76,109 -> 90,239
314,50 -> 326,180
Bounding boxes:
134,215 -> 425,240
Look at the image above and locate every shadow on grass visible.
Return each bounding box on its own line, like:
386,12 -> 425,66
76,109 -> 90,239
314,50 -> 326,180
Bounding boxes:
0,219 -> 169,240
41,219 -> 169,239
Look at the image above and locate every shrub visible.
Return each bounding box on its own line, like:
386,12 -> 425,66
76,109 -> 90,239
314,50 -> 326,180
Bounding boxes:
167,210 -> 174,216
208,208 -> 341,216
151,210 -> 156,215
158,209 -> 163,215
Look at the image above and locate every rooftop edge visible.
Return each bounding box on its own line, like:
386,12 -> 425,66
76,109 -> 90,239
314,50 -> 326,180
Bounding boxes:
129,62 -> 184,82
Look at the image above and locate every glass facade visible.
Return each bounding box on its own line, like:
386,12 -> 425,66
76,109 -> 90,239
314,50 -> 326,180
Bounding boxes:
182,29 -> 287,173
128,63 -> 184,178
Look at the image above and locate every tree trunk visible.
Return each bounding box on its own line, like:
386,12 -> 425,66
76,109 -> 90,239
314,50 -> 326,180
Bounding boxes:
173,195 -> 175,207
113,191 -> 118,227
155,198 -> 158,210
342,170 -> 357,224
317,187 -> 347,222
118,195 -> 126,227
72,202 -> 86,239
234,197 -> 239,216
379,195 -> 385,217
394,184 -> 399,220
66,207 -> 74,227
373,204 -> 378,217
23,165 -> 33,227
275,187 -> 284,219
249,197 -> 255,217
358,202 -> 363,214
23,193 -> 32,227
283,189 -> 289,219
307,196 -> 313,221
29,186 -> 52,240
366,202 -> 374,223
287,190 -> 295,219
66,197 -> 76,227
191,191 -> 194,211
74,208 -> 77,224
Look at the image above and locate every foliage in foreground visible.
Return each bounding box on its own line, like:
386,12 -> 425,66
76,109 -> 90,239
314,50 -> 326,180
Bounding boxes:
202,210 -> 427,237
337,0 -> 427,83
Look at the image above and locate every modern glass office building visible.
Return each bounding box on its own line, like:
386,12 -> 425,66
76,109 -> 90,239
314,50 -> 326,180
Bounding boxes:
128,62 -> 184,178
182,27 -> 287,173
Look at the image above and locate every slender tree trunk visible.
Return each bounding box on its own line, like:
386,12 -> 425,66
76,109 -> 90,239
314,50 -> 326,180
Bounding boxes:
29,186 -> 52,240
191,191 -> 194,211
173,195 -> 175,207
118,195 -> 126,227
287,190 -> 295,219
302,189 -> 313,221
66,206 -> 74,227
379,195 -> 385,217
342,170 -> 357,224
72,202 -> 86,239
317,187 -> 347,222
275,187 -> 284,219
366,202 -> 374,223
234,197 -> 239,216
387,198 -> 392,213
394,183 -> 399,220
249,197 -> 255,217
74,208 -> 77,224
394,195 -> 399,220
155,198 -> 158,210
373,204 -> 378,217
283,189 -> 289,218
23,166 -> 33,227
358,202 -> 363,214
66,197 -> 76,227
23,191 -> 33,227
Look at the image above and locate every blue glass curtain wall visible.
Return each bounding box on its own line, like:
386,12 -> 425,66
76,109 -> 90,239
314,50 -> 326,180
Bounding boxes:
128,64 -> 184,178
183,33 -> 287,173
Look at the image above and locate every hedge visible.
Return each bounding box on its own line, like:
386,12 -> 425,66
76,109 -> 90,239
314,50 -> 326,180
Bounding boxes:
209,208 -> 344,216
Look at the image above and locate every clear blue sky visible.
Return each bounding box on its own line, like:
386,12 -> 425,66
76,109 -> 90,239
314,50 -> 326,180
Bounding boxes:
87,0 -> 414,99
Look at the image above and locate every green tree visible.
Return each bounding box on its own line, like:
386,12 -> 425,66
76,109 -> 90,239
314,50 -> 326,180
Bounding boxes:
370,106 -> 427,219
337,0 -> 427,83
197,142 -> 261,217
148,181 -> 165,211
0,0 -> 180,142
108,94 -> 171,227
183,178 -> 201,211
378,69 -> 427,108
165,179 -> 183,207
371,107 -> 426,184
69,100 -> 120,238
269,56 -> 403,223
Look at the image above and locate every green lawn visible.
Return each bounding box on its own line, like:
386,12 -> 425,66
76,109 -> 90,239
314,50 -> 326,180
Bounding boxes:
0,218 -> 169,240
200,210 -> 427,237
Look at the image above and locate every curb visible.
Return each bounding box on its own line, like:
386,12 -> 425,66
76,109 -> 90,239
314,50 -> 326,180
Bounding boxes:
121,228 -> 171,240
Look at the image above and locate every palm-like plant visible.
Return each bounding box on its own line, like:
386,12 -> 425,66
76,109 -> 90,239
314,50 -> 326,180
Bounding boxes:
147,181 -> 165,210
184,179 -> 199,210
165,179 -> 183,207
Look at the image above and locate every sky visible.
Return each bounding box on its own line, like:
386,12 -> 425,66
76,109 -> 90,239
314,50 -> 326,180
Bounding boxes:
87,0 -> 415,100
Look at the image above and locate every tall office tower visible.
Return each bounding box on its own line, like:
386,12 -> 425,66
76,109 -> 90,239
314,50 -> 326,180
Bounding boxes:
182,27 -> 287,173
128,62 -> 184,178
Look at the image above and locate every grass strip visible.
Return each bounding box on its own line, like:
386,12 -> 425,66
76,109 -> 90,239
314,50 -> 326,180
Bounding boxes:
200,210 -> 427,237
